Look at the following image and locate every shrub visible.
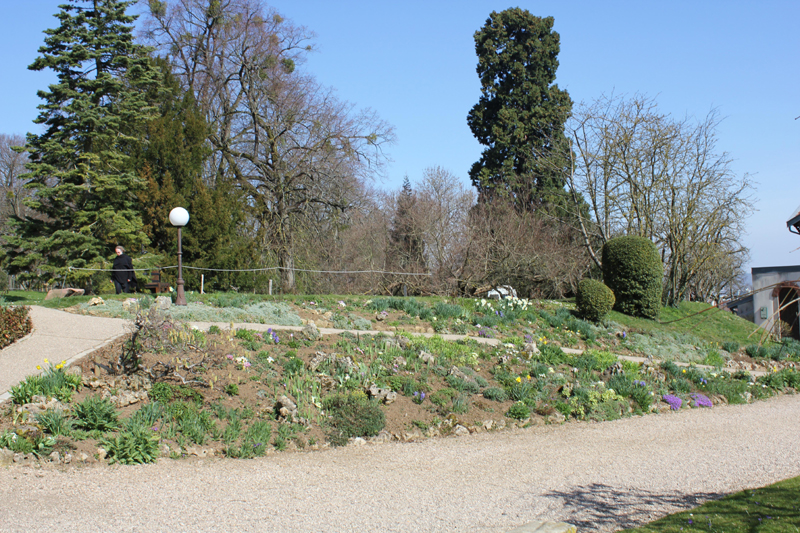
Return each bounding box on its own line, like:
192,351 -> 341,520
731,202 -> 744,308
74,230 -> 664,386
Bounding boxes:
101,425 -> 160,465
745,344 -> 769,359
506,401 -> 530,420
0,305 -> 32,349
482,387 -> 508,402
73,396 -> 119,431
601,236 -> 662,319
721,341 -> 740,353
148,382 -> 174,404
323,393 -> 385,446
575,279 -> 615,322
429,388 -> 458,407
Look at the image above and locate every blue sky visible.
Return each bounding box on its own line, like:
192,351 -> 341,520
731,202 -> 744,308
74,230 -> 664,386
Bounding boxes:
1,1 -> 798,272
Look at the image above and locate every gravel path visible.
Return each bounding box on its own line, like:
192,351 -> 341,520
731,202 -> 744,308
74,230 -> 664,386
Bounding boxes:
2,393 -> 799,532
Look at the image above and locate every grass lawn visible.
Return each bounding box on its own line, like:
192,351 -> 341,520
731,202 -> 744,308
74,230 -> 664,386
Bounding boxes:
622,475 -> 800,532
608,301 -> 765,348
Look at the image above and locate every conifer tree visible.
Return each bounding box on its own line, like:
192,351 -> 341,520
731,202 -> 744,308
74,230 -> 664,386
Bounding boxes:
467,9 -> 573,215
4,0 -> 162,288
135,60 -> 256,291
388,177 -> 425,272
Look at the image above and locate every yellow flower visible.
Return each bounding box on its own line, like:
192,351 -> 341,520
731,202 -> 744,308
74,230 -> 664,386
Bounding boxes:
682,369 -> 686,373
515,377 -> 522,383
61,360 -> 66,365
526,375 -> 531,380
36,365 -> 41,370
43,359 -> 49,364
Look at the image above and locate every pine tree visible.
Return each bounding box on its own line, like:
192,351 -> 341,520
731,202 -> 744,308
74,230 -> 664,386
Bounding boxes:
467,9 -> 573,216
4,0 -> 163,288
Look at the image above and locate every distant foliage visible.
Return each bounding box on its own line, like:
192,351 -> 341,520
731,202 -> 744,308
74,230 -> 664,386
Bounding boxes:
0,305 -> 32,349
602,236 -> 662,319
575,279 -> 615,322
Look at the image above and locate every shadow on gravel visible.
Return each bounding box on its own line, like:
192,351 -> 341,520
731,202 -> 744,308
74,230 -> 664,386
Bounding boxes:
542,483 -> 724,531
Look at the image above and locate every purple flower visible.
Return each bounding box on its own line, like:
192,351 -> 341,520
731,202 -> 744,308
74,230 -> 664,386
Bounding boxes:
690,393 -> 712,408
662,394 -> 682,410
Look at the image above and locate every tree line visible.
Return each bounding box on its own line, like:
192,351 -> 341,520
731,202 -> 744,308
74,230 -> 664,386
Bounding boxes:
0,1 -> 753,305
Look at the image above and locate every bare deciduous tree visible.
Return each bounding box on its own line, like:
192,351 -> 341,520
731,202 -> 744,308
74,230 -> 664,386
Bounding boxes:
144,0 -> 394,292
565,94 -> 755,306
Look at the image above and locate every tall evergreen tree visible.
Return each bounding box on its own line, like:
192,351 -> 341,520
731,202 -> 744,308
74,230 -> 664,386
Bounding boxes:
388,177 -> 425,272
467,9 -> 573,215
4,0 -> 163,288
135,59 -> 257,291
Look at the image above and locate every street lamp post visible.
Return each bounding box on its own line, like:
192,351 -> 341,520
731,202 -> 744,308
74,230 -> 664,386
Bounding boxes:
169,207 -> 190,306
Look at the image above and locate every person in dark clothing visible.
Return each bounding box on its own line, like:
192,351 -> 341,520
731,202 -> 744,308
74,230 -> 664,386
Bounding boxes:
111,246 -> 137,294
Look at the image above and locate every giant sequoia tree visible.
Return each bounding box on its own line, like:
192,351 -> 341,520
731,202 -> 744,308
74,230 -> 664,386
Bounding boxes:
467,9 -> 573,215
4,0 -> 162,287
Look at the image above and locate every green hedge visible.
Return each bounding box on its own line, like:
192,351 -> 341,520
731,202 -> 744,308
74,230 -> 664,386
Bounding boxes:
602,236 -> 662,319
575,279 -> 615,322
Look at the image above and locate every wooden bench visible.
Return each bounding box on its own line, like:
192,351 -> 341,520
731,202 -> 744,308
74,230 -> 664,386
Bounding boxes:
143,269 -> 171,294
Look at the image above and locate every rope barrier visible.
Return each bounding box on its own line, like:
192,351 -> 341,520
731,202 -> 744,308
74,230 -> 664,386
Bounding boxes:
66,265 -> 431,276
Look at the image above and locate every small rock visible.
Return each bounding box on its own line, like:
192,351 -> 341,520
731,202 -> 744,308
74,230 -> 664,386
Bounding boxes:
88,297 -> 105,306
369,430 -> 393,444
49,451 -> 61,464
155,296 -> 171,310
419,351 -> 435,365
351,437 -> 367,446
63,453 -> 72,465
548,411 -> 566,424
483,420 -> 495,431
78,452 -> 90,462
96,447 -> 107,461
0,449 -> 14,466
523,342 -> 540,356
454,425 -> 469,436
424,427 -> 440,438
274,395 -> 298,420
302,322 -> 321,341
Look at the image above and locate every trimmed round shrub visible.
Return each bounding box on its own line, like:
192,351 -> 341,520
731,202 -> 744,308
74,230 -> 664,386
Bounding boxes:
575,279 -> 615,322
601,236 -> 662,319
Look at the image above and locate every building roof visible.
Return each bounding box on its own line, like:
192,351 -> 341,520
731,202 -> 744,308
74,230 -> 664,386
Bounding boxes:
788,204 -> 800,235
